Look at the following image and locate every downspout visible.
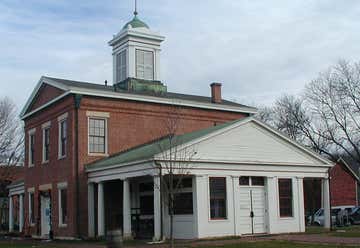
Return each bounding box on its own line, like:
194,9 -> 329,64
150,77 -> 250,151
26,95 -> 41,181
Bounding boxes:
74,94 -> 82,238
328,168 -> 332,231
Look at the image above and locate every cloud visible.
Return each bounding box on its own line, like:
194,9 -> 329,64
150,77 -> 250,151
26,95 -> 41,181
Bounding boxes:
0,0 -> 359,109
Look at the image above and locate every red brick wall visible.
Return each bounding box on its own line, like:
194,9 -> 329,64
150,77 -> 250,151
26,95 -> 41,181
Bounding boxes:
28,84 -> 65,113
330,163 -> 357,206
23,86 -> 248,238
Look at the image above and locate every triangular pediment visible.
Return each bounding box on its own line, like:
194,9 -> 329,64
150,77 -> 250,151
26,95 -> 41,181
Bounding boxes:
181,119 -> 331,167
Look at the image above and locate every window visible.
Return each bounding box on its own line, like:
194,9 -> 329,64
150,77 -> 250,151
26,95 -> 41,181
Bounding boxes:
239,176 -> 250,186
58,119 -> 67,158
173,192 -> 193,215
209,177 -> 227,219
136,49 -> 154,80
116,50 -> 127,83
278,179 -> 293,217
28,132 -> 35,166
252,177 -> 265,186
88,118 -> 106,154
140,195 -> 154,215
29,192 -> 35,225
42,127 -> 50,163
58,187 -> 68,226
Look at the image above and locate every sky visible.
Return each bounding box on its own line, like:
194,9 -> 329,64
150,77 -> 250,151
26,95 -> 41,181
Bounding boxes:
0,0 -> 360,111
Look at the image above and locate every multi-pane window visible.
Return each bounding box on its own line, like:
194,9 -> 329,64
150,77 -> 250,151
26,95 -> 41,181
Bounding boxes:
59,119 -> 67,158
59,188 -> 68,226
29,133 -> 35,166
29,192 -> 35,224
88,118 -> 106,154
116,50 -> 127,83
172,177 -> 193,215
43,127 -> 50,162
209,177 -> 227,219
278,179 -> 293,217
136,49 -> 154,80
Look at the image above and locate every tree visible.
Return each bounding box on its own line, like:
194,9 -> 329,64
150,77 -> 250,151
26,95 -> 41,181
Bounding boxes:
153,105 -> 196,247
0,97 -> 24,166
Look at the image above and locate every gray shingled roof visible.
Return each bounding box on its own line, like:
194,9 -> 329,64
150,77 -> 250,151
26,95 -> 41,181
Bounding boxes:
86,119 -> 240,170
43,76 -> 255,110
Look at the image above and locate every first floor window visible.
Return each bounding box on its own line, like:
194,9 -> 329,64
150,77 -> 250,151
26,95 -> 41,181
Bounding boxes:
29,192 -> 35,224
88,118 -> 106,154
59,188 -> 67,225
278,178 -> 293,217
209,177 -> 227,219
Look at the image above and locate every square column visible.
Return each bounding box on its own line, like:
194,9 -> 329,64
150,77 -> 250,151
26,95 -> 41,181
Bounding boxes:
153,175 -> 161,241
297,177 -> 305,232
88,183 -> 95,238
97,182 -> 105,237
9,196 -> 13,232
123,179 -> 132,238
266,176 -> 277,234
322,178 -> 331,229
19,194 -> 24,232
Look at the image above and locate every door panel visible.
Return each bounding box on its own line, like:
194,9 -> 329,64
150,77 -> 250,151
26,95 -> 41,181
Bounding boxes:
41,196 -> 51,237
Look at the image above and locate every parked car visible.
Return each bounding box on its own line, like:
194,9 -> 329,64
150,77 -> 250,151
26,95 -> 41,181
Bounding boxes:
309,206 -> 355,226
349,207 -> 360,225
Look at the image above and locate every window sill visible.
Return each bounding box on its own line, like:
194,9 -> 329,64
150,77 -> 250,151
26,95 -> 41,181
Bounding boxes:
42,161 -> 49,165
58,155 -> 66,160
28,164 -> 35,168
88,153 -> 109,157
59,223 -> 67,228
279,216 -> 295,220
209,218 -> 229,222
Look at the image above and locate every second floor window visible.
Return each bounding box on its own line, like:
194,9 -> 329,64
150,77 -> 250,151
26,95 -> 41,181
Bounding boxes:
43,127 -> 50,162
29,133 -> 35,166
136,49 -> 154,80
88,118 -> 106,154
59,120 -> 67,158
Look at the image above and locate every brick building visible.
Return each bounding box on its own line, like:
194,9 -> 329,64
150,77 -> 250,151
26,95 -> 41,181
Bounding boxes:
8,12 -> 334,240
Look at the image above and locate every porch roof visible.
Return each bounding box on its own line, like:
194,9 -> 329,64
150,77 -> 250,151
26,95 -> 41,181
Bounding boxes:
86,119 -> 239,170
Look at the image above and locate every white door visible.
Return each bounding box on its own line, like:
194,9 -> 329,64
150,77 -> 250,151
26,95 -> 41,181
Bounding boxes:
238,187 -> 266,234
41,196 -> 51,237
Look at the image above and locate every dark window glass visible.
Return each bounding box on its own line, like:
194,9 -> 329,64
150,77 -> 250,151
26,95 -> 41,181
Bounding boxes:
140,195 -> 154,215
239,176 -> 250,186
89,118 -> 106,153
173,192 -> 193,215
209,177 -> 227,219
44,128 -> 50,161
30,134 -> 35,165
139,182 -> 153,192
278,179 -> 293,217
29,193 -> 35,224
60,120 -> 67,157
61,189 -> 67,224
252,177 -> 265,186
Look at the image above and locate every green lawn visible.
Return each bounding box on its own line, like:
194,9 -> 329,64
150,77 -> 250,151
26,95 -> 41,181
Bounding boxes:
200,241 -> 359,248
306,225 -> 360,237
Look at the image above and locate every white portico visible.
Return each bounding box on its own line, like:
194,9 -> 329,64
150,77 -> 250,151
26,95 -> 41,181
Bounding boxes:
86,117 -> 333,240
7,180 -> 25,233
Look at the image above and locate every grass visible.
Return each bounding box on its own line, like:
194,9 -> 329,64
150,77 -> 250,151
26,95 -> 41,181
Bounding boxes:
201,241 -> 360,248
306,225 -> 360,238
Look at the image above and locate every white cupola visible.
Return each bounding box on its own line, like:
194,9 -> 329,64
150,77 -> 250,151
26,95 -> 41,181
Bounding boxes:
109,12 -> 166,93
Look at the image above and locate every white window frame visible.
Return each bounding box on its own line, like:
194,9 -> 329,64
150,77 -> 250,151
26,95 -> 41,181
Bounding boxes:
86,111 -> 109,156
58,182 -> 68,227
28,128 -> 36,167
277,177 -> 294,219
116,49 -> 127,83
42,121 -> 51,164
58,113 -> 68,159
135,49 -> 154,80
28,188 -> 35,226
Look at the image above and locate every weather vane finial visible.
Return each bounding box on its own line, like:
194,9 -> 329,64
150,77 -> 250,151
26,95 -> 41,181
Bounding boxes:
134,0 -> 138,16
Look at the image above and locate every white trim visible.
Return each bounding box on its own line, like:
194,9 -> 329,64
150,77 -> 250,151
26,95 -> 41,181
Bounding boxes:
57,112 -> 68,121
41,121 -> 51,129
27,187 -> 35,193
86,111 -> 110,118
337,157 -> 360,182
58,117 -> 67,159
87,117 -> 108,156
28,191 -> 35,226
57,181 -> 68,189
39,184 -> 52,191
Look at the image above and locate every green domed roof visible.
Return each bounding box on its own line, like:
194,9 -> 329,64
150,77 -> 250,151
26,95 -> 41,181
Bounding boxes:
122,15 -> 149,30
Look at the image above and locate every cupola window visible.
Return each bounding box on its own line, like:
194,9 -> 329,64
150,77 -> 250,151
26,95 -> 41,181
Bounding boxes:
116,50 -> 127,83
136,49 -> 154,80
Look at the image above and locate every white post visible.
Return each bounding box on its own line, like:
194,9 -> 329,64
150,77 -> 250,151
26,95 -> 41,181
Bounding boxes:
297,177 -> 305,232
323,178 -> 331,229
266,177 -> 277,234
153,175 -> 161,241
97,182 -> 105,237
123,179 -> 132,238
19,194 -> 24,232
9,196 -> 13,232
88,183 -> 95,238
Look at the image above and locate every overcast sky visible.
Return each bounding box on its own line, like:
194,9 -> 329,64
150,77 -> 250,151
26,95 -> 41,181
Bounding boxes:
1,0 -> 359,110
